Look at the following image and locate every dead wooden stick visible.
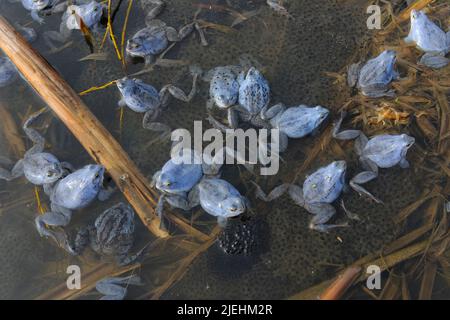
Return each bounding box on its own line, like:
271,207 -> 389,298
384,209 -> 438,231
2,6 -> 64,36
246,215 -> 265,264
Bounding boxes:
0,16 -> 208,241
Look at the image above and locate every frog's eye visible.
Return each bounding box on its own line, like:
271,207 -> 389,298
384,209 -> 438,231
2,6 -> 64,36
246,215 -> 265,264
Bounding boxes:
229,207 -> 237,212
164,181 -> 171,186
94,173 -> 100,179
47,172 -> 53,177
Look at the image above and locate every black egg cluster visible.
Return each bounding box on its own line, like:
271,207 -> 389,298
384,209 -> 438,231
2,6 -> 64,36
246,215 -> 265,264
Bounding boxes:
218,220 -> 256,255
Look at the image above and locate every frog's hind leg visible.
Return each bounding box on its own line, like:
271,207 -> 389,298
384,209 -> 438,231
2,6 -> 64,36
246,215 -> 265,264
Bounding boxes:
43,24 -> 72,52
347,62 -> 362,88
23,108 -> 48,155
142,109 -> 171,143
117,246 -> 147,266
419,52 -> 449,69
306,203 -> 348,232
30,10 -> 45,25
96,275 -> 142,300
332,111 -> 361,141
159,72 -> 199,105
0,159 -> 24,181
349,169 -> 383,204
252,182 -> 289,202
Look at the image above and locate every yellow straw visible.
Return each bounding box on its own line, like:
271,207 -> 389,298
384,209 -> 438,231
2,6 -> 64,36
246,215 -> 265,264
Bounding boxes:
107,0 -> 122,61
34,186 -> 46,215
79,80 -> 117,96
121,0 -> 134,66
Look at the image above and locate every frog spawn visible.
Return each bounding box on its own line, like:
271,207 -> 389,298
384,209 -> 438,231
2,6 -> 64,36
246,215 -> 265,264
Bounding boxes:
116,74 -> 199,140
404,10 -> 450,69
333,112 -> 415,203
347,50 -> 399,98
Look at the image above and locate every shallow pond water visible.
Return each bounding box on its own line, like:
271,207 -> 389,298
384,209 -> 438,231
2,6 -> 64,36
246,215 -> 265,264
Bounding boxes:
0,0 -> 448,299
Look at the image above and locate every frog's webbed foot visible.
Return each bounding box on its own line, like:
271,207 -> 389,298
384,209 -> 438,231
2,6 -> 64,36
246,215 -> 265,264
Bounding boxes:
96,275 -> 143,300
252,182 -> 289,202
142,120 -> 171,145
332,111 -> 361,141
43,28 -> 71,52
306,203 -> 348,232
143,0 -> 165,24
0,159 -> 24,181
419,52 -> 449,69
117,246 -> 147,266
266,0 -> 293,19
349,171 -> 383,204
35,210 -> 76,254
260,103 -> 285,121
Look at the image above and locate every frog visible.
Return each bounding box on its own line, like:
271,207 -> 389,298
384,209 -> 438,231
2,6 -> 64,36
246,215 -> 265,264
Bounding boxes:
347,50 -> 399,98
126,17 -> 206,67
151,148 -> 225,228
332,111 -> 415,203
0,108 -> 68,187
0,57 -> 18,88
96,274 -> 143,300
116,72 -> 199,140
259,103 -> 330,152
254,161 -> 351,232
206,66 -> 271,130
43,1 -> 106,51
12,0 -> 67,24
71,202 -> 144,266
35,164 -> 113,253
15,23 -> 37,42
195,177 -> 249,227
404,10 -> 450,69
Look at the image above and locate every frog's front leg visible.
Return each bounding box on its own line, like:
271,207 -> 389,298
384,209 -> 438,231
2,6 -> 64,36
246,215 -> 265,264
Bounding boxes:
332,111 -> 361,141
253,182 -> 289,202
0,159 -> 24,181
50,0 -> 68,14
306,202 -> 348,232
96,275 -> 143,300
30,10 -> 45,24
419,52 -> 449,69
260,103 -> 285,121
98,185 -> 115,201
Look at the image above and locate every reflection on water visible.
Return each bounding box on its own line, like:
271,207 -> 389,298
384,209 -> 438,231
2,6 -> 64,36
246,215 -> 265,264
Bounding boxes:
0,0 -> 448,299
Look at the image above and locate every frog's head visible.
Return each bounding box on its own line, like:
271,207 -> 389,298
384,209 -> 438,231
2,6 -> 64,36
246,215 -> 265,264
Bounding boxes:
116,77 -> 134,92
126,37 -> 147,58
28,0 -> 50,10
410,9 -> 425,23
25,152 -> 64,185
77,164 -> 105,192
331,160 -> 347,177
401,134 -> 415,150
82,1 -> 105,28
312,105 -> 330,128
220,195 -> 247,218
